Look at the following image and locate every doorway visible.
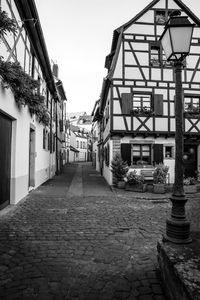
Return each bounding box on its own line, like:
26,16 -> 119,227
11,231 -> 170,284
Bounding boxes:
29,127 -> 35,188
0,113 -> 12,209
183,144 -> 197,178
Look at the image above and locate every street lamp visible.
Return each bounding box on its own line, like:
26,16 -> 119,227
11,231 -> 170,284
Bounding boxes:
160,12 -> 195,244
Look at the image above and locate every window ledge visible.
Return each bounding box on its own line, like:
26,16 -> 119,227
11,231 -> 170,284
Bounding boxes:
130,165 -> 153,169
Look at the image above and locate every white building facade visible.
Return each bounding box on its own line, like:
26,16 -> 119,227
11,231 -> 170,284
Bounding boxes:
0,0 -> 65,208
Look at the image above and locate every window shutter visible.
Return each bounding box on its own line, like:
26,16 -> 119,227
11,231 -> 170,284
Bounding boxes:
121,143 -> 131,166
107,143 -> 110,166
43,129 -> 46,149
154,94 -> 163,115
153,144 -> 163,164
121,93 -> 132,114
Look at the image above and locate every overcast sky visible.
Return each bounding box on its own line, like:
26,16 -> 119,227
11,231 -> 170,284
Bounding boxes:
34,0 -> 200,114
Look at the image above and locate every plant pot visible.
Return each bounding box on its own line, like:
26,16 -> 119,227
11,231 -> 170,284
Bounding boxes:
153,183 -> 165,194
125,183 -> 146,192
117,181 -> 125,189
184,185 -> 197,194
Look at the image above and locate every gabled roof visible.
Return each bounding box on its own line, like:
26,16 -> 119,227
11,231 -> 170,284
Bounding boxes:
107,0 -> 200,76
14,0 -> 58,99
77,115 -> 92,125
70,145 -> 79,153
99,0 -> 200,118
56,80 -> 67,101
91,99 -> 101,122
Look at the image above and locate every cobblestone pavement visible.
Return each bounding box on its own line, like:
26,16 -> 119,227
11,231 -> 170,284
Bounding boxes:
0,162 -> 200,300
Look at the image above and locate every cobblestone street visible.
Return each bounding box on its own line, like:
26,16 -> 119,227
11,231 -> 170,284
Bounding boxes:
0,162 -> 200,300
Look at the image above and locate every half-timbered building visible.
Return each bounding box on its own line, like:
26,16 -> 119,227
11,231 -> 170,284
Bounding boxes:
95,0 -> 200,185
0,0 -> 66,208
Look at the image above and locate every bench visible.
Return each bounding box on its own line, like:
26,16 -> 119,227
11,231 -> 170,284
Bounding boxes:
140,169 -> 155,184
141,168 -> 170,184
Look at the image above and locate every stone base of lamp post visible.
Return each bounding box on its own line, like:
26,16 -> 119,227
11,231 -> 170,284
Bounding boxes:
164,195 -> 192,244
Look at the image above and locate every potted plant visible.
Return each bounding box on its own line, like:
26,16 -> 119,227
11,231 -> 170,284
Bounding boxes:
153,164 -> 169,194
125,170 -> 146,192
183,176 -> 197,194
111,153 -> 129,188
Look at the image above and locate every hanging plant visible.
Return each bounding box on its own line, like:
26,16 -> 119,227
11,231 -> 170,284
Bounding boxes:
0,56 -> 50,126
28,95 -> 50,126
0,9 -> 17,36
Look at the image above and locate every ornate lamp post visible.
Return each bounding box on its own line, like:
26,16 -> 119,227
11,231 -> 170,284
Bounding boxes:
160,12 -> 194,243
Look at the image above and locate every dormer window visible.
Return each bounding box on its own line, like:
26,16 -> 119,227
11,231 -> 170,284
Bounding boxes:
155,10 -> 166,24
150,42 -> 161,66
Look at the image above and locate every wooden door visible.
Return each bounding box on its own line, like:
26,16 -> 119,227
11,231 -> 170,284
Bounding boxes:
0,113 -> 12,209
29,128 -> 35,187
183,144 -> 197,178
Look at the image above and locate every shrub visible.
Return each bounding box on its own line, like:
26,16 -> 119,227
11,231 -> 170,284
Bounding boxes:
111,153 -> 129,182
126,170 -> 144,185
153,164 -> 169,184
183,177 -> 196,186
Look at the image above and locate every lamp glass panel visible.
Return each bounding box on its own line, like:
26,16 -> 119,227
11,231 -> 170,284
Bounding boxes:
170,27 -> 193,53
161,29 -> 172,60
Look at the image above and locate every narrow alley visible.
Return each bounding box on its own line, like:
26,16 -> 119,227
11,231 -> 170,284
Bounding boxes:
1,162 -> 200,299
0,162 -> 171,300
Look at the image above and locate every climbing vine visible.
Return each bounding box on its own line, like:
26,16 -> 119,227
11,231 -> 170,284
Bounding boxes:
0,10 -> 50,126
0,9 -> 17,36
0,57 -> 50,126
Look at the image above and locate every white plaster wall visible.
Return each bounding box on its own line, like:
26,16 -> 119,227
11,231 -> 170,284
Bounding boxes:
0,84 -> 55,204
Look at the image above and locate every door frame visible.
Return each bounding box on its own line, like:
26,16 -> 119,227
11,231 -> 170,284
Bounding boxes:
0,112 -> 12,209
183,142 -> 198,178
29,124 -> 36,188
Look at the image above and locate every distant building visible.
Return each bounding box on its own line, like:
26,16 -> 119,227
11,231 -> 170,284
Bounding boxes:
77,114 -> 92,132
69,125 -> 91,162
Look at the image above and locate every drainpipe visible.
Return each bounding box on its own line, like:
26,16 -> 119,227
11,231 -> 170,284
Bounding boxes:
49,95 -> 53,178
55,100 -> 59,175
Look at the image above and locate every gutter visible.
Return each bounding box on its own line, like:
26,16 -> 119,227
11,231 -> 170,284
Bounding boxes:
14,0 -> 58,98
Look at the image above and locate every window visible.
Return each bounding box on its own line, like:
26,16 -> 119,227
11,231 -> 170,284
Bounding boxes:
121,143 -> 165,166
105,143 -> 110,166
133,93 -> 152,111
132,144 -> 151,165
155,10 -> 166,24
43,128 -> 46,149
53,133 -> 55,152
184,95 -> 200,113
43,129 -> 49,150
165,146 -> 173,158
150,43 -> 161,66
155,10 -> 176,25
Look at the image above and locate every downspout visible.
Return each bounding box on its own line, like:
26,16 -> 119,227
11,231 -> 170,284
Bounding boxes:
49,95 -> 53,178
55,101 -> 59,174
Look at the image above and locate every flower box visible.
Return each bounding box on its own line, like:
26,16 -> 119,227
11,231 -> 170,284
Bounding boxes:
184,185 -> 197,194
153,183 -> 165,194
117,181 -> 126,189
125,183 -> 147,192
